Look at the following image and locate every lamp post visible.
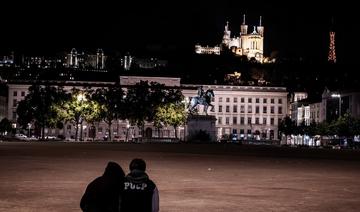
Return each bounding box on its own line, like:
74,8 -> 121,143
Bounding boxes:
125,123 -> 130,142
27,123 -> 32,137
331,93 -> 341,118
77,93 -> 86,141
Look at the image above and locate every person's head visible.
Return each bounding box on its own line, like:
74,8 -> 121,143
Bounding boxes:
129,158 -> 146,172
104,161 -> 125,179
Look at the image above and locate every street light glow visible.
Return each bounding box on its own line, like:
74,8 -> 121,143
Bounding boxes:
77,93 -> 86,102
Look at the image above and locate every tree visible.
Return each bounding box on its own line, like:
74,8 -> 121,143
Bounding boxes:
55,88 -> 101,141
154,102 -> 187,139
92,86 -> 126,141
16,84 -> 67,139
0,118 -> 12,135
278,116 -> 295,136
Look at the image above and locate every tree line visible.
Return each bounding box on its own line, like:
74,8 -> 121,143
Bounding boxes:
279,115 -> 360,138
11,81 -> 186,141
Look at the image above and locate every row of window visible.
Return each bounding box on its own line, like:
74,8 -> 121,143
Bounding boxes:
218,97 -> 283,104
217,105 -> 282,114
13,91 -> 26,97
218,116 -> 281,125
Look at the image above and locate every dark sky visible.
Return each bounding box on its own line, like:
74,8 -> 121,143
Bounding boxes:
0,0 -> 357,63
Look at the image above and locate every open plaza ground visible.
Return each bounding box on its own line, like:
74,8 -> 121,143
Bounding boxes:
0,141 -> 360,212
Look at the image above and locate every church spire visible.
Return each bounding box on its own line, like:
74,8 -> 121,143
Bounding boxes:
259,16 -> 262,26
241,14 -> 248,35
257,16 -> 264,37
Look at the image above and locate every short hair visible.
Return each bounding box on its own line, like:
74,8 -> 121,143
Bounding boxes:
129,158 -> 146,171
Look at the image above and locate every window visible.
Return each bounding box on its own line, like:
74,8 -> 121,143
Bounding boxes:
21,91 -> 25,97
218,117 -> 223,124
13,91 -> 17,96
225,117 -> 230,124
234,97 -> 238,103
233,117 -> 237,125
226,98 -> 230,102
226,106 -> 230,113
219,97 -> 223,102
255,118 -> 259,124
232,129 -> 237,134
278,118 -> 282,126
233,105 -> 237,113
255,106 -> 259,114
270,118 -> 274,125
240,117 -> 245,124
248,105 -> 252,113
241,98 -> 245,103
218,105 -> 222,112
67,125 -> 72,130
240,129 -> 244,134
247,117 -> 252,124
263,106 -> 267,114
240,105 -> 245,113
13,99 -> 17,107
256,98 -> 259,103
247,129 -> 252,134
270,106 -> 275,114
271,98 -> 275,104
263,98 -> 267,103
263,118 -> 267,125
248,98 -> 252,103
278,99 -> 282,104
278,106 -> 283,114
12,112 -> 16,120
98,127 -> 103,133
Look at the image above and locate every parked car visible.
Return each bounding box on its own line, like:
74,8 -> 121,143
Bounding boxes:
15,134 -> 29,141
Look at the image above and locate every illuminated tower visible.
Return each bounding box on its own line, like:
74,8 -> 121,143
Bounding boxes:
328,19 -> 336,63
222,21 -> 231,47
257,16 -> 264,37
240,14 -> 248,35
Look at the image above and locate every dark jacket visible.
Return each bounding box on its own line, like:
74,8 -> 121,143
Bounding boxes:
80,162 -> 125,212
121,169 -> 159,212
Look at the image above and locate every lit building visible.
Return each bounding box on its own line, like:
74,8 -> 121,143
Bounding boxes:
120,54 -> 168,71
65,48 -> 107,69
5,76 -> 288,141
0,52 -> 15,67
182,84 -> 288,140
321,88 -> 360,122
195,15 -> 264,62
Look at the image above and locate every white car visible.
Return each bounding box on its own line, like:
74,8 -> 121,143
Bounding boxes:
15,134 -> 29,141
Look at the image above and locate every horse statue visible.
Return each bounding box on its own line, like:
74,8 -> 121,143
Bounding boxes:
188,89 -> 215,115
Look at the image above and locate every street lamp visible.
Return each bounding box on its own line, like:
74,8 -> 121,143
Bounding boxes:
331,93 -> 341,118
27,123 -> 32,137
125,123 -> 130,142
77,93 -> 87,141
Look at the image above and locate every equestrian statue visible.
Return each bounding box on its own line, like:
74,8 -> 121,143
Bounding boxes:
187,86 -> 215,115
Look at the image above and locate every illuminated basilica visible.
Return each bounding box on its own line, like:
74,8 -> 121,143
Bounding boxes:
195,15 -> 264,62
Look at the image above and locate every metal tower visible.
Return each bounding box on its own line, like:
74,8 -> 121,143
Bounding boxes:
328,19 -> 336,63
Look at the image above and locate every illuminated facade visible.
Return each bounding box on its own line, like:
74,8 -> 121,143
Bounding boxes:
66,48 -> 106,69
6,77 -> 288,141
195,15 -> 264,62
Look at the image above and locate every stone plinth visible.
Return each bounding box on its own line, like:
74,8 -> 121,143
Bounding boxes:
185,115 -> 217,142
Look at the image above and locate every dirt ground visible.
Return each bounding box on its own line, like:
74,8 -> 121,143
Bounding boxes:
0,141 -> 360,212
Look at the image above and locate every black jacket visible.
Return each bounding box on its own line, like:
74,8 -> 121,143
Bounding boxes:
121,169 -> 158,212
80,162 -> 125,212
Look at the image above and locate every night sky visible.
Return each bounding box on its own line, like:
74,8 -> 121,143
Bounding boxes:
0,0 -> 357,64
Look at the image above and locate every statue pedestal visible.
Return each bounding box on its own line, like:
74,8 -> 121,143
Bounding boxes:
185,115 -> 217,142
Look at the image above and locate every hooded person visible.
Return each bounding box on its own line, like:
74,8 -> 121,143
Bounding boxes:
121,158 -> 159,212
80,161 -> 125,212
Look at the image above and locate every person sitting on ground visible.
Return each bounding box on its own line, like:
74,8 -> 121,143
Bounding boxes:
121,158 -> 159,212
80,161 -> 125,212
